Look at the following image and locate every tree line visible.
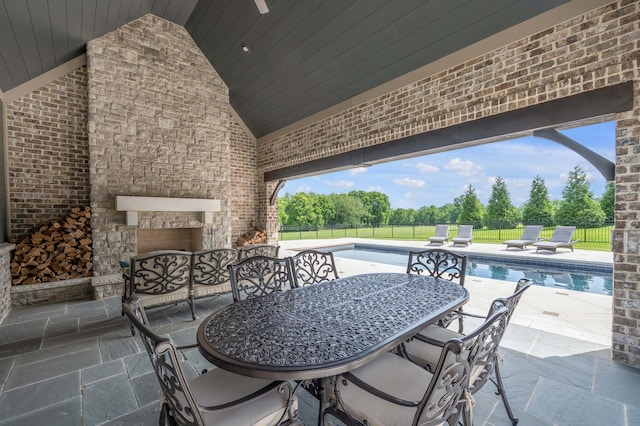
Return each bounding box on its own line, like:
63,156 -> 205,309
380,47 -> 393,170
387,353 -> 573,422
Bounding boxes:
278,166 -> 614,228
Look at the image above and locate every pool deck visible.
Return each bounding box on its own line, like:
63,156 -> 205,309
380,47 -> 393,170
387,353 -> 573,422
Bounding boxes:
279,238 -> 614,346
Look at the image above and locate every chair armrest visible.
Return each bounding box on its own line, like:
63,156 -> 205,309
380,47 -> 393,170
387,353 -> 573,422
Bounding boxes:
570,239 -> 579,244
340,372 -> 420,407
413,334 -> 445,347
200,381 -> 287,411
175,343 -> 198,350
459,311 -> 485,319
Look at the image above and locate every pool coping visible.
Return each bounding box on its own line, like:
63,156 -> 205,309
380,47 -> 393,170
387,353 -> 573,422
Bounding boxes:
289,241 -> 613,274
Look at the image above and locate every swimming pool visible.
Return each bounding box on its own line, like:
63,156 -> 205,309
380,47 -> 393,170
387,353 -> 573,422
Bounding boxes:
330,246 -> 613,296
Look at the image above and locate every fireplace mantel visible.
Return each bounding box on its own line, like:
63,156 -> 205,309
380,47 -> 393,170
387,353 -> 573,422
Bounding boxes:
116,196 -> 221,226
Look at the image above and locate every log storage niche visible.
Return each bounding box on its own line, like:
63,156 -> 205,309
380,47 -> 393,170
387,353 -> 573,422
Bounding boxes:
10,206 -> 92,285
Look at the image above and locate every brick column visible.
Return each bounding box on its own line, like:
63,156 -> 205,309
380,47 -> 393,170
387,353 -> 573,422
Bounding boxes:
611,80 -> 640,366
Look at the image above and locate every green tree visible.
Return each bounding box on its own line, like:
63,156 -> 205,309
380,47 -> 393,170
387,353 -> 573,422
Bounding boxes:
484,177 -> 520,228
600,181 -> 615,221
277,193 -> 290,225
457,186 -> 483,228
316,194 -> 336,225
284,192 -> 325,226
554,166 -> 606,226
435,204 -> 455,224
390,208 -> 417,224
348,190 -> 391,226
522,175 -> 554,226
329,194 -> 367,226
415,205 -> 437,225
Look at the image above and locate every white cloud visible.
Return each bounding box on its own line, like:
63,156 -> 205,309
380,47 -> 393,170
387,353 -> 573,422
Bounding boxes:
367,185 -> 384,192
324,180 -> 354,188
393,178 -> 426,188
350,167 -> 368,175
444,158 -> 483,177
416,162 -> 439,173
294,184 -> 313,193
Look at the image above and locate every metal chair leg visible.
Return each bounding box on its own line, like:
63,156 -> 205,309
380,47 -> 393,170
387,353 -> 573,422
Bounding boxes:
491,357 -> 519,425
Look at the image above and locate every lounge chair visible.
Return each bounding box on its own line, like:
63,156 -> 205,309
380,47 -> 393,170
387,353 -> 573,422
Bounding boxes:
428,224 -> 449,245
451,224 -> 473,246
503,225 -> 544,250
533,226 -> 578,253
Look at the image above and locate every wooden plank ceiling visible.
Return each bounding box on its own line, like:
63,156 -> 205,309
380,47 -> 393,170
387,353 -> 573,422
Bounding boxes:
0,0 -> 568,138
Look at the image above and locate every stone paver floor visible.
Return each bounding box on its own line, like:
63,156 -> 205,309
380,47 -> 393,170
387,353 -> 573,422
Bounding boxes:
1,294 -> 638,425
1,241 -> 638,425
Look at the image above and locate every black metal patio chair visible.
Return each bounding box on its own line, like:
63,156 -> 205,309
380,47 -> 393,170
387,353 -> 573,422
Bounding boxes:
407,248 -> 468,332
228,255 -> 295,302
289,249 -> 339,287
122,297 -> 299,426
324,304 -> 509,426
403,278 -> 533,425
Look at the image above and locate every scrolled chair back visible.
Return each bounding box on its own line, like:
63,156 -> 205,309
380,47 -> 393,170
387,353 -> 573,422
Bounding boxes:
406,248 -> 467,286
129,250 -> 193,295
228,255 -> 295,302
122,297 -> 205,425
289,249 -> 339,287
192,248 -> 238,286
237,244 -> 280,260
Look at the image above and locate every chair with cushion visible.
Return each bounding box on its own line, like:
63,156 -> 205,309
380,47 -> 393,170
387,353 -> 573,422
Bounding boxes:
124,250 -> 195,326
122,297 -> 299,426
428,224 -> 450,245
532,225 -> 578,253
403,278 -> 533,425
191,248 -> 238,300
503,225 -> 544,250
289,249 -> 339,287
451,224 -> 473,246
237,244 -> 280,260
323,305 -> 509,426
407,248 -> 468,332
228,255 -> 295,302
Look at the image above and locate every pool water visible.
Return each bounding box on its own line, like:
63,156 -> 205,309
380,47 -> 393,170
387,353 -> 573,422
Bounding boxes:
332,249 -> 613,296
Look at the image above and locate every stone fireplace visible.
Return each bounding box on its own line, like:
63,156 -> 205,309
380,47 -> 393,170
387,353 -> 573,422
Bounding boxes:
116,195 -> 220,254
86,15 -> 233,276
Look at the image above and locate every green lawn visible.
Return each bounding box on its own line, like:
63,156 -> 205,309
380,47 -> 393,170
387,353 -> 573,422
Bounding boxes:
279,224 -> 613,252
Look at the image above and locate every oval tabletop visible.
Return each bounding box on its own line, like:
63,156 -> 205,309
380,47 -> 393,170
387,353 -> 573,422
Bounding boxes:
197,272 -> 469,380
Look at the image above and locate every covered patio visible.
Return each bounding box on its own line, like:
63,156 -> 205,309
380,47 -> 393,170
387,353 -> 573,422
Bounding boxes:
0,0 -> 639,424
0,244 -> 638,425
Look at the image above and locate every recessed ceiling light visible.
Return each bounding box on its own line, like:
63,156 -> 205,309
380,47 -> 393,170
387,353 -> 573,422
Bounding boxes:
241,43 -> 250,53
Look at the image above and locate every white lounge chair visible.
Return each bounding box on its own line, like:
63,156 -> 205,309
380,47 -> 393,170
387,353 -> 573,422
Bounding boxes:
451,225 -> 473,246
533,226 -> 578,253
427,224 -> 449,245
503,225 -> 544,250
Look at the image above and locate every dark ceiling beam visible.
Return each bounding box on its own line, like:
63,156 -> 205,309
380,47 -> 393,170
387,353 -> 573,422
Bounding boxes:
264,81 -> 632,182
532,128 -> 615,181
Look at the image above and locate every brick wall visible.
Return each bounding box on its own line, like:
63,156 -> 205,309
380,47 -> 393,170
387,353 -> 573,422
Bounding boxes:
5,68 -> 90,238
229,117 -> 259,245
87,14 -> 233,274
257,0 -> 640,367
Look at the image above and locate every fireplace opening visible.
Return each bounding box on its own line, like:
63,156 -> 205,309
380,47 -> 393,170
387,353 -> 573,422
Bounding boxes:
137,228 -> 203,254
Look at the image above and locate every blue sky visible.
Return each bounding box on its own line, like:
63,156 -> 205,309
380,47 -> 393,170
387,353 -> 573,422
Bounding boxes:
283,121 -> 615,209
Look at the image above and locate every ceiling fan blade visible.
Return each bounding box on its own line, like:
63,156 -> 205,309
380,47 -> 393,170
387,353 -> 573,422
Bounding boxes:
254,0 -> 269,14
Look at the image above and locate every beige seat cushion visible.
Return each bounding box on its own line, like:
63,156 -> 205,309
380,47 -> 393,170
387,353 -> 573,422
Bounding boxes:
135,287 -> 191,308
402,326 -> 461,369
337,352 -> 433,426
409,326 -> 486,389
189,368 -> 297,426
193,282 -> 232,298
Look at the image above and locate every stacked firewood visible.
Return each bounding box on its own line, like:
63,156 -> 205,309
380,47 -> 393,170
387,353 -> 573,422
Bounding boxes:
10,206 -> 93,285
235,225 -> 267,247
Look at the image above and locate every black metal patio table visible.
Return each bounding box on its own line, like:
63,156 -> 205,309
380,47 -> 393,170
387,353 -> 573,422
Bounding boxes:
197,272 -> 468,424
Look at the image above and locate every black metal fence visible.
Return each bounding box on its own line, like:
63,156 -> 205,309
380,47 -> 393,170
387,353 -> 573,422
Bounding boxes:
279,221 -> 614,245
